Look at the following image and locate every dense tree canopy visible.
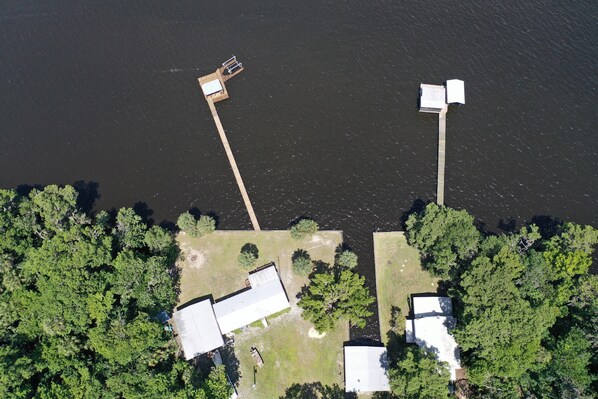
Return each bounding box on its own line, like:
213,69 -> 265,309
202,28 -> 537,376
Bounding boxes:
388,346 -> 450,399
0,185 -> 228,398
406,203 -> 598,398
405,203 -> 481,278
176,212 -> 216,238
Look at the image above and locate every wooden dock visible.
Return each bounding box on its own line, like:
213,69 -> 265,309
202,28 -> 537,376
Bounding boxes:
198,58 -> 261,231
436,107 -> 447,205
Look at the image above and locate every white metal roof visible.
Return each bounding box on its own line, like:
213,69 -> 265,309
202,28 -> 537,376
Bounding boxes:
213,279 -> 290,334
413,296 -> 453,317
344,346 -> 390,393
419,83 -> 446,111
446,79 -> 465,104
248,264 -> 279,288
173,299 -> 224,360
412,316 -> 461,380
405,319 -> 415,343
201,79 -> 223,96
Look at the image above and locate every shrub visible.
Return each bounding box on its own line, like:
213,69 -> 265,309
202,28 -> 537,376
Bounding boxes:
196,215 -> 216,236
290,218 -> 319,240
238,243 -> 259,270
292,249 -> 313,276
335,250 -> 358,269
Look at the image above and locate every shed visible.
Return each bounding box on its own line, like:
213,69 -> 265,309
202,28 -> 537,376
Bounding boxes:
446,79 -> 465,104
213,278 -> 290,334
173,299 -> 224,360
344,346 -> 390,393
419,84 -> 446,113
201,79 -> 223,96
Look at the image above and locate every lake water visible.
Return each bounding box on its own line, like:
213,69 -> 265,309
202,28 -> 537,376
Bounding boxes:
1,0 -> 596,338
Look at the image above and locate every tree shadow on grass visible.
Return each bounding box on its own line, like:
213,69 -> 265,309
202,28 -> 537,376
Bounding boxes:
279,382 -> 356,399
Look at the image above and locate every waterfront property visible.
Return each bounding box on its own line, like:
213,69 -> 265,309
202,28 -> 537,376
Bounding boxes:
176,230 -> 347,398
197,57 -> 261,231
373,232 -> 439,342
419,79 -> 465,206
405,296 -> 462,380
344,346 -> 390,393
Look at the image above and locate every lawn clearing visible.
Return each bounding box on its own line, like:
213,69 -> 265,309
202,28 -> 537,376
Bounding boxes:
373,232 -> 439,343
176,230 -> 348,398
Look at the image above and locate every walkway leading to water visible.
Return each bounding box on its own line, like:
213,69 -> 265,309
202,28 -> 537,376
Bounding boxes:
436,107 -> 447,205
207,98 -> 261,230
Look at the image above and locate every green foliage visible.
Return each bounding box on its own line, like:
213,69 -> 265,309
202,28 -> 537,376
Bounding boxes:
196,215 -> 216,236
279,382 -> 346,399
176,212 -> 216,238
389,346 -> 450,399
290,219 -> 319,240
335,250 -> 358,269
0,185 -> 206,398
114,207 -> 147,249
405,203 -> 481,278
298,269 -> 374,332
238,243 -> 258,270
203,365 -> 233,399
292,249 -> 313,276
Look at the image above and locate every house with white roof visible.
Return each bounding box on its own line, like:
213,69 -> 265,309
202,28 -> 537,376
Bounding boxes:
405,296 -> 462,380
172,264 -> 290,359
172,299 -> 224,360
344,346 -> 390,393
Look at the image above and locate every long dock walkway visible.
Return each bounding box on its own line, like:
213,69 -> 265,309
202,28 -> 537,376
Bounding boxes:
436,107 -> 447,205
207,99 -> 261,230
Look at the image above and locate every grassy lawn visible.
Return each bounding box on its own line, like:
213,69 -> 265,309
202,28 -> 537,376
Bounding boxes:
373,232 -> 439,343
176,230 -> 348,398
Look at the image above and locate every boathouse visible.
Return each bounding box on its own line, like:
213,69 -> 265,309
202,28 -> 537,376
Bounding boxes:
405,296 -> 462,380
419,79 -> 465,113
344,346 -> 390,393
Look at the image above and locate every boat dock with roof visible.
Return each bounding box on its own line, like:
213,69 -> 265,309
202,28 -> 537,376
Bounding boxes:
198,57 -> 260,231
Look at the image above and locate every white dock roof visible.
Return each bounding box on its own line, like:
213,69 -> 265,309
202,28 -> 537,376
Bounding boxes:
173,299 -> 224,360
419,84 -> 446,112
446,79 -> 465,104
213,279 -> 290,334
201,79 -> 223,96
344,346 -> 390,393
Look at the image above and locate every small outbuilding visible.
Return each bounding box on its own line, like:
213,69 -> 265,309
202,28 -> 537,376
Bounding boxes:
445,79 -> 465,104
419,79 -> 465,113
173,299 -> 224,360
344,346 -> 390,393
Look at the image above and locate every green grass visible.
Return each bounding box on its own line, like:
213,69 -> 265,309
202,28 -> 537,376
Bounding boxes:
176,230 -> 348,398
373,232 -> 439,343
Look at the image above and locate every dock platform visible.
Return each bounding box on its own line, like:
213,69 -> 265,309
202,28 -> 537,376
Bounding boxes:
198,57 -> 261,231
436,107 -> 447,205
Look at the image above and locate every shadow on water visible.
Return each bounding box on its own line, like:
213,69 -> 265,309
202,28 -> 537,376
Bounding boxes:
73,180 -> 100,214
133,201 -> 154,225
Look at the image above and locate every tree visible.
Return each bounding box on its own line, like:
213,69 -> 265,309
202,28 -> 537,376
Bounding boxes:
177,211 -> 197,235
203,365 -> 233,399
114,207 -> 147,249
176,212 -> 216,238
389,346 -> 450,399
0,185 -> 207,398
335,250 -> 358,269
292,250 -> 313,276
237,243 -> 259,270
405,203 -> 481,278
290,219 -> 319,240
298,269 -> 374,332
196,215 -> 216,236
